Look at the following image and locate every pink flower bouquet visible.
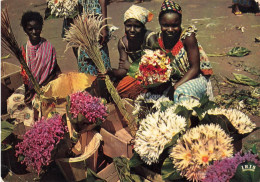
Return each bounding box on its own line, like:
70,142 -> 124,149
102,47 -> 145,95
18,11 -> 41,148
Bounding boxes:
136,49 -> 172,87
66,91 -> 108,132
15,114 -> 67,175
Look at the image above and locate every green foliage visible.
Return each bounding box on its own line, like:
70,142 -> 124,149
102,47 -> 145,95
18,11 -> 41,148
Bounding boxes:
129,152 -> 143,168
1,121 -> 14,144
127,61 -> 140,78
113,157 -> 143,182
230,162 -> 260,182
161,157 -> 182,181
164,133 -> 180,150
227,73 -> 259,87
227,47 -> 251,57
82,168 -> 106,182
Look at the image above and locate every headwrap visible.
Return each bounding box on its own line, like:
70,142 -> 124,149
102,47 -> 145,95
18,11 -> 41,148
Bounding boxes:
124,5 -> 153,25
161,0 -> 182,14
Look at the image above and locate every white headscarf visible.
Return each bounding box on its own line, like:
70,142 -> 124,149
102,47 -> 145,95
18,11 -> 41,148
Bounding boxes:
124,5 -> 153,25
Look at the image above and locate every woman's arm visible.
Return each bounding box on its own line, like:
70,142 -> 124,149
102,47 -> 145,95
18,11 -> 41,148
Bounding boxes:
174,33 -> 200,90
99,0 -> 109,45
108,38 -> 129,79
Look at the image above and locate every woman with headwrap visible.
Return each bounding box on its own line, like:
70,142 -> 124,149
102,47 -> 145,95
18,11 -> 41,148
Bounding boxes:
153,0 -> 214,103
108,5 -> 156,100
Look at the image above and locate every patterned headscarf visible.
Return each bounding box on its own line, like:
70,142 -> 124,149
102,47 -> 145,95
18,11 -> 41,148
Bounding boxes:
161,0 -> 182,14
124,5 -> 153,25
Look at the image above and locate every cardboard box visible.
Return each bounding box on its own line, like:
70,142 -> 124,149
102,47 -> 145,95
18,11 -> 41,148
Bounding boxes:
1,62 -> 23,114
100,127 -> 134,159
97,162 -> 120,182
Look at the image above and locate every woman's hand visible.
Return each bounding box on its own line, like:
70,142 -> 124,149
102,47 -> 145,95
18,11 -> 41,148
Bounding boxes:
119,59 -> 131,70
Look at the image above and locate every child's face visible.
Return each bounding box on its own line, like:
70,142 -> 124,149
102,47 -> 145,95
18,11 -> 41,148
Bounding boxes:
159,12 -> 181,39
25,20 -> 42,43
124,19 -> 145,40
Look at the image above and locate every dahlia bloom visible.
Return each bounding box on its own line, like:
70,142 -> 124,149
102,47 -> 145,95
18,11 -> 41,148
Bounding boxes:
134,110 -> 187,165
170,124 -> 233,181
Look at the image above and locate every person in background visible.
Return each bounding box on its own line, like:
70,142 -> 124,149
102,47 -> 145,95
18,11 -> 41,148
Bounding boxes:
232,0 -> 260,16
154,0 -> 213,103
7,11 -> 60,127
108,5 -> 157,99
62,0 -> 111,75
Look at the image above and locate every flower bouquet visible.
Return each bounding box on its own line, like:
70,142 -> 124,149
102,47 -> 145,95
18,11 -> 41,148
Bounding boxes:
135,49 -> 172,88
15,114 -> 68,175
46,0 -> 79,18
66,91 -> 108,133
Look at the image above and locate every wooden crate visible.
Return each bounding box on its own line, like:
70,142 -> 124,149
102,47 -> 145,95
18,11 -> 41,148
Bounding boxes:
97,162 -> 120,182
100,127 -> 134,159
55,131 -> 102,182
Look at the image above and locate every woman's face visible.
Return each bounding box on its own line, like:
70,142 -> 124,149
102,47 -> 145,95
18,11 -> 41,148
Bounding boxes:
24,20 -> 42,43
124,18 -> 145,40
159,12 -> 181,39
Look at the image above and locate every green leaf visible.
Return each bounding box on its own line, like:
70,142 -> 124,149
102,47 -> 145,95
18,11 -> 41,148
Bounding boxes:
251,144 -> 258,155
161,157 -> 182,180
81,168 -> 106,182
127,61 -> 140,78
174,105 -> 192,120
129,152 -> 143,168
227,47 -> 251,57
113,157 -> 143,182
230,162 -> 260,182
1,121 -> 14,142
1,144 -> 12,151
164,133 -> 180,150
227,73 -> 259,87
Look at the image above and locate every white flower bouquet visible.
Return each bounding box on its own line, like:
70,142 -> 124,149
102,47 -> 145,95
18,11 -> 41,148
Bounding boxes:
47,0 -> 78,18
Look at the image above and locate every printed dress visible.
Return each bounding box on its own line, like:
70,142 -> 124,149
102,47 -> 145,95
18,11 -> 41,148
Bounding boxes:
158,25 -> 214,102
62,0 -> 111,75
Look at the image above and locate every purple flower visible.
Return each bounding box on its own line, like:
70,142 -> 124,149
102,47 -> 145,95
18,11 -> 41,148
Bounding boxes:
69,91 -> 108,124
15,114 -> 67,175
203,151 -> 260,182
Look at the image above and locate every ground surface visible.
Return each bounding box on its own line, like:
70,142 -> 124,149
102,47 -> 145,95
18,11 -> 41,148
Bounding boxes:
1,0 -> 260,181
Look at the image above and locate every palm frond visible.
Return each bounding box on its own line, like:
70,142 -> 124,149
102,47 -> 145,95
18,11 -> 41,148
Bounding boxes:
1,8 -> 41,95
64,12 -> 137,136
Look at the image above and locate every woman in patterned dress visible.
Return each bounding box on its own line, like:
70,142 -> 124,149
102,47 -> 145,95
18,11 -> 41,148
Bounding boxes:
153,0 -> 214,103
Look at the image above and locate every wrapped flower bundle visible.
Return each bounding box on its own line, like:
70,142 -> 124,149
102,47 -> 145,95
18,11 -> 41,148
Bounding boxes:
15,114 -> 67,175
170,124 -> 234,181
67,91 -> 108,132
136,49 -> 172,87
47,0 -> 78,18
204,108 -> 256,134
134,110 -> 187,165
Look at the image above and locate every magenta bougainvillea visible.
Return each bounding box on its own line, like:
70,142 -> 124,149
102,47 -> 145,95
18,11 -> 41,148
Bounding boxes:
15,114 -> 67,175
69,91 -> 108,124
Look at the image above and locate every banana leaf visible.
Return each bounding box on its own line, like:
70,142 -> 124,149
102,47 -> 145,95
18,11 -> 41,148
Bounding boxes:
227,47 -> 251,57
127,61 -> 139,78
1,121 -> 14,142
227,73 -> 259,87
230,162 -> 260,182
161,157 -> 182,181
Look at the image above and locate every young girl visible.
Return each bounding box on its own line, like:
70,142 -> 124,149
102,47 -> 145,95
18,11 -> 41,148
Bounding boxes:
109,5 -> 156,99
7,11 -> 60,126
155,0 -> 213,102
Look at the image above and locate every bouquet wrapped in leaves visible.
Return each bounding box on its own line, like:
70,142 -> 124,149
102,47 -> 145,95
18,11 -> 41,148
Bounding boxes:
15,114 -> 68,175
135,49 -> 172,88
128,93 -> 259,181
46,0 -> 79,18
66,91 -> 108,133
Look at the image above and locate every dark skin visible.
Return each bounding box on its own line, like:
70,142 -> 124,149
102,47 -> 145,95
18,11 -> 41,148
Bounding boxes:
109,18 -> 156,79
159,12 -> 200,91
24,20 -> 60,104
